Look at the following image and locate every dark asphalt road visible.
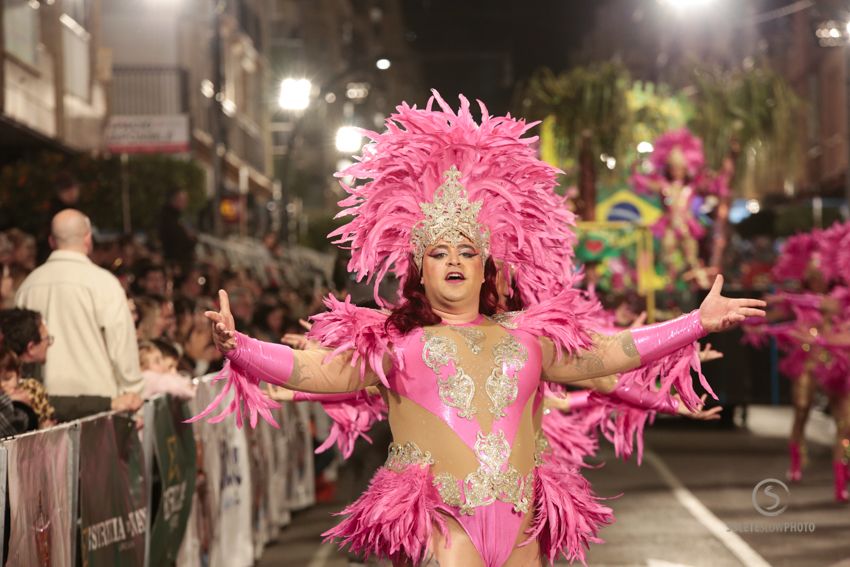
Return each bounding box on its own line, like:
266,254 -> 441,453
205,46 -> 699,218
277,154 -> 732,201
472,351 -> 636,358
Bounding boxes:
258,407 -> 850,567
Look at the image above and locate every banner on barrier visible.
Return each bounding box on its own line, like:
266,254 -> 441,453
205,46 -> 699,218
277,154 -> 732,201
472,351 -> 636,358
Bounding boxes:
283,403 -> 315,510
0,446 -> 5,562
188,376 -> 254,567
79,414 -> 147,567
149,397 -> 197,566
209,402 -> 254,567
5,425 -> 76,567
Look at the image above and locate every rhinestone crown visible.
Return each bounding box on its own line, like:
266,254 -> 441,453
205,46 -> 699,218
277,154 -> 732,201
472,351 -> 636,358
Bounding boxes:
411,165 -> 490,268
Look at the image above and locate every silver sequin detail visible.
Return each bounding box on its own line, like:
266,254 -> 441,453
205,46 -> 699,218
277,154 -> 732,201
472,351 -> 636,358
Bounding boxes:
449,326 -> 485,355
432,431 -> 532,515
422,330 -> 477,419
491,311 -> 520,329
534,431 -> 551,466
433,473 -> 463,507
485,335 -> 528,418
385,442 -> 435,472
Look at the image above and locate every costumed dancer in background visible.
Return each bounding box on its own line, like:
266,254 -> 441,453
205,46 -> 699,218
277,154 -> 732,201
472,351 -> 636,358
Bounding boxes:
631,130 -> 729,291
746,222 -> 850,503
190,93 -> 766,567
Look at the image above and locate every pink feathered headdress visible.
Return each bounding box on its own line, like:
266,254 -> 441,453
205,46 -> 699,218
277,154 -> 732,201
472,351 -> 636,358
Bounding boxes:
772,231 -> 820,283
649,129 -> 705,177
330,90 -> 578,305
818,221 -> 850,285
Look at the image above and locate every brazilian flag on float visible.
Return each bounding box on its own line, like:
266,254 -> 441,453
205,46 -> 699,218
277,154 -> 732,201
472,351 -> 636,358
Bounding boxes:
595,189 -> 662,225
577,189 -> 662,263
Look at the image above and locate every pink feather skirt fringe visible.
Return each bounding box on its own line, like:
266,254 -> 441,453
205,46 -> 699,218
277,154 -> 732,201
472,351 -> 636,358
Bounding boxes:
324,458 -> 613,565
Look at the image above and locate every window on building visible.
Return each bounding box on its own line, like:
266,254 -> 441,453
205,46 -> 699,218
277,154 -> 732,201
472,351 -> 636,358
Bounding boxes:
63,0 -> 89,30
3,0 -> 40,68
61,13 -> 91,100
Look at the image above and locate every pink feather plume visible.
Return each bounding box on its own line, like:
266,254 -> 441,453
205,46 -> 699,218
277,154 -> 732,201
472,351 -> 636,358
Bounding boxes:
329,90 -> 579,306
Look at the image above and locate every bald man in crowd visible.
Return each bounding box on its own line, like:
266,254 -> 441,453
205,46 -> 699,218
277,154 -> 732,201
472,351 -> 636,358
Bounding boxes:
15,209 -> 142,398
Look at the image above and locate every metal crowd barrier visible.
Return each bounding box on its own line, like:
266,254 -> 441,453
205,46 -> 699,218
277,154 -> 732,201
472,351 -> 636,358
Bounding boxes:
0,375 -> 315,567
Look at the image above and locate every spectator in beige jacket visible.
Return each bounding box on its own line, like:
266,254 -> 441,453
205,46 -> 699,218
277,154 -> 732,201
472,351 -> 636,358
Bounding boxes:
15,209 -> 142,398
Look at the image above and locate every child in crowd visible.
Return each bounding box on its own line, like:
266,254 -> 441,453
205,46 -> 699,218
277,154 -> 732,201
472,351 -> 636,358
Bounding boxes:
139,340 -> 196,400
0,347 -> 45,434
152,338 -> 181,374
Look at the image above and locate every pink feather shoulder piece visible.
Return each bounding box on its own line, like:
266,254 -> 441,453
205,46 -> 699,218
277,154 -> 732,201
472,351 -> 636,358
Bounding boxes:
498,286 -> 601,358
307,294 -> 393,386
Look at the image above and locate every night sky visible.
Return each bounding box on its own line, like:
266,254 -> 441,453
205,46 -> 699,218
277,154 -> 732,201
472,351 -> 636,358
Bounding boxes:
401,0 -> 601,113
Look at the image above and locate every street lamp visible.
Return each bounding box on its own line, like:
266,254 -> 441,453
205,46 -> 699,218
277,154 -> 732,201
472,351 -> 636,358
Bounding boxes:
814,15 -> 850,216
278,78 -> 312,111
376,58 -> 391,70
335,126 -> 363,154
659,0 -> 716,11
637,141 -> 654,154
815,20 -> 847,46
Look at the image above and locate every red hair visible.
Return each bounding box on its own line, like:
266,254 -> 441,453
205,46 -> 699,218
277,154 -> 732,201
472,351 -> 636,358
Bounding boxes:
386,256 -> 500,336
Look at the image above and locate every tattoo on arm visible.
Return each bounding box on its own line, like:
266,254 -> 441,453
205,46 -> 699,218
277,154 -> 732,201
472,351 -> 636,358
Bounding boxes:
574,351 -> 605,375
619,332 -> 638,358
288,359 -> 310,387
573,333 -> 609,375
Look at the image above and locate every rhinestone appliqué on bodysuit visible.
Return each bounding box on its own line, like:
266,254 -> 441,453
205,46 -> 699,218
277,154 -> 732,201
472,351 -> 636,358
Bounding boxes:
485,335 -> 528,418
448,326 -> 485,355
432,431 -> 532,515
422,330 -> 477,419
491,311 -> 520,330
385,442 -> 435,472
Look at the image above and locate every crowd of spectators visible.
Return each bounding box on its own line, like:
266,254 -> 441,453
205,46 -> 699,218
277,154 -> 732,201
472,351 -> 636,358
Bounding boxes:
0,183 -> 338,439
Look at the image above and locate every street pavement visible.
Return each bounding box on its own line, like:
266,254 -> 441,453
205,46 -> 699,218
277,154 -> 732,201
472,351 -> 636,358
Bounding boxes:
258,406 -> 850,567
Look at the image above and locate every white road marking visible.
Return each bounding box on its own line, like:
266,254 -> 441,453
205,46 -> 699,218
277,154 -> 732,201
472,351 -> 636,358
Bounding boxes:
646,560 -> 695,567
308,543 -> 335,567
645,450 -> 772,567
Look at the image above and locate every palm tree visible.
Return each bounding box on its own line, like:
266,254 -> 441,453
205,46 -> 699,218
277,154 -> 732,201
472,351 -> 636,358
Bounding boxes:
688,65 -> 802,268
520,62 -> 633,220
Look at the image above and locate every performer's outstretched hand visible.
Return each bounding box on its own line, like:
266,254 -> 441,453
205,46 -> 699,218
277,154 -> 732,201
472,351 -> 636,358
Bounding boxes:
698,342 -> 724,362
676,394 -> 723,421
205,289 -> 237,354
698,275 -> 766,333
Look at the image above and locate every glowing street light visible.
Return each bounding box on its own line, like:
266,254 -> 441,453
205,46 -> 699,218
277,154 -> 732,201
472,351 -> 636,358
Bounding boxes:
376,58 -> 391,70
335,126 -> 363,154
815,20 -> 850,47
637,141 -> 654,154
659,0 -> 716,12
600,154 -> 617,170
278,78 -> 311,111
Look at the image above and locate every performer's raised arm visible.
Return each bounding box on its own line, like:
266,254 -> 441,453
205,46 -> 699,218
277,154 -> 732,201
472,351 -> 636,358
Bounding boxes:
205,290 -> 382,393
543,275 -> 765,383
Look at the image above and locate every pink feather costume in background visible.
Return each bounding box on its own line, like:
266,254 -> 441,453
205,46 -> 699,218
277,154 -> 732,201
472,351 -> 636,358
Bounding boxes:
745,225 -> 850,396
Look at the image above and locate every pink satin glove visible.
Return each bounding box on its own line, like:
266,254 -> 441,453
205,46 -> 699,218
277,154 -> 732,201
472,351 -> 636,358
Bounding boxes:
188,332 -> 295,429
292,391 -> 361,403
610,382 -> 679,415
630,310 -> 706,364
227,332 -> 294,387
565,390 -> 591,411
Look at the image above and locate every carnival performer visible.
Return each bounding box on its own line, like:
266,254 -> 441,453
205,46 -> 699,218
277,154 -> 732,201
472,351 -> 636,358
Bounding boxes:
191,93 -> 765,566
748,222 -> 850,503
631,130 -> 728,290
